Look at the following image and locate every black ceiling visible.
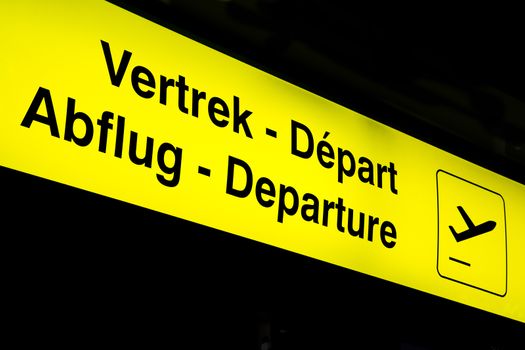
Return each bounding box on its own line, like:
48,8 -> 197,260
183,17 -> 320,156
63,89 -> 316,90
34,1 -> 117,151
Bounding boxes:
117,0 -> 525,182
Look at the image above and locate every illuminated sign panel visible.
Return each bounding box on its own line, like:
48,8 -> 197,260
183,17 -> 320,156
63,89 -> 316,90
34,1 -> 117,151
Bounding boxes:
1,1 -> 524,322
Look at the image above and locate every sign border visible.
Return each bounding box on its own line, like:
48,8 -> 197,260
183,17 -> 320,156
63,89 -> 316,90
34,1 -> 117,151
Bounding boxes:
436,169 -> 508,297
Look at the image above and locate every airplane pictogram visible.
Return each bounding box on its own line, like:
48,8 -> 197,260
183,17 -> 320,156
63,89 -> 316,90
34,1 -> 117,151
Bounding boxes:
436,170 -> 507,296
449,206 -> 496,242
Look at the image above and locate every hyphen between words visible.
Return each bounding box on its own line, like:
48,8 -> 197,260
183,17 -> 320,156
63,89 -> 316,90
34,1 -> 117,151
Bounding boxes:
19,40 -> 399,247
21,40 -> 399,193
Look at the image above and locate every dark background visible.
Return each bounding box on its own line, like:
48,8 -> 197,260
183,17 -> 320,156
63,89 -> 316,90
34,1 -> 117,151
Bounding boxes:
4,1 -> 525,348
4,165 -> 524,348
111,0 -> 525,184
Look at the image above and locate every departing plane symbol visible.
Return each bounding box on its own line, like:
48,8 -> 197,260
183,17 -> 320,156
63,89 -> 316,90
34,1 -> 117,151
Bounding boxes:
449,206 -> 496,242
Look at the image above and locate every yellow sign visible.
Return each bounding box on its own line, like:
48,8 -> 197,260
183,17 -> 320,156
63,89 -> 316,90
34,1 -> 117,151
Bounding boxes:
1,1 -> 524,322
437,170 -> 507,296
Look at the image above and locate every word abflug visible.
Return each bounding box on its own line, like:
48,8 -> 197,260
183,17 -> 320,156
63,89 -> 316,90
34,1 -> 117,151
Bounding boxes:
19,39 -> 400,248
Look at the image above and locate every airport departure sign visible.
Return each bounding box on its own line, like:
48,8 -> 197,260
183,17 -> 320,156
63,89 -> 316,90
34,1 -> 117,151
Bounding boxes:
1,1 -> 524,323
